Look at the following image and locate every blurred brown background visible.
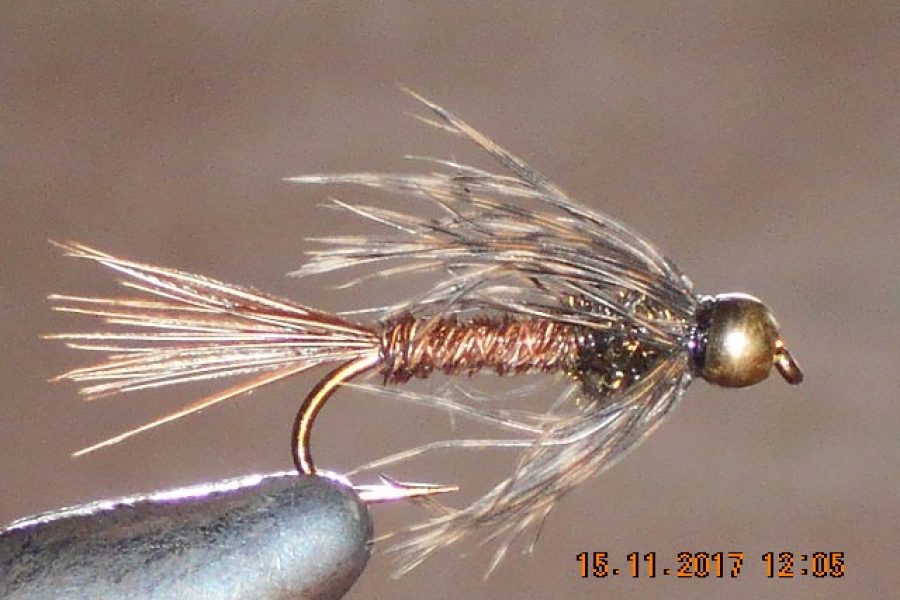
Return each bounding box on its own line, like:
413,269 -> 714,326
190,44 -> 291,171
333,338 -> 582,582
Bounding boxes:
1,2 -> 897,599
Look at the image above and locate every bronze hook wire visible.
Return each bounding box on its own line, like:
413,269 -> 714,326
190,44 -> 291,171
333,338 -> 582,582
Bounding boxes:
291,351 -> 459,502
774,339 -> 804,385
292,353 -> 382,475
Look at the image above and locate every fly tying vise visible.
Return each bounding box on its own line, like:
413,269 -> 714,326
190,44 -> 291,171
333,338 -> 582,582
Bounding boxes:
49,91 -> 802,572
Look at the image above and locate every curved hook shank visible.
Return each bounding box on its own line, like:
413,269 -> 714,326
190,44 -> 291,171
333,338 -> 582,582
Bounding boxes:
292,353 -> 382,475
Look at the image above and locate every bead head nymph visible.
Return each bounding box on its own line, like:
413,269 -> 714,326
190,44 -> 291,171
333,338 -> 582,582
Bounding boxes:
692,293 -> 803,388
47,93 -> 806,574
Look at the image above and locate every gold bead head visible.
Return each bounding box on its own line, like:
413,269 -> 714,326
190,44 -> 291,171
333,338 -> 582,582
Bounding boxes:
694,293 -> 803,388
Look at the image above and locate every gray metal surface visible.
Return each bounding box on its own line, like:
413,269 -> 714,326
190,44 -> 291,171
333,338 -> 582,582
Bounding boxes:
0,473 -> 372,599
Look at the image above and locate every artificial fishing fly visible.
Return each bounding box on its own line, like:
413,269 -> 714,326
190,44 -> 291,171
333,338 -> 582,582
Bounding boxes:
49,91 -> 802,573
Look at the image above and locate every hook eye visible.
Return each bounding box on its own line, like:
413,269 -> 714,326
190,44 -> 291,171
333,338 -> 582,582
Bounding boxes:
774,343 -> 803,385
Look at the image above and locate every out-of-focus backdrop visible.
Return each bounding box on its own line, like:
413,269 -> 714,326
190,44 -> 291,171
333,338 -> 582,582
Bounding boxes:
2,3 -> 897,599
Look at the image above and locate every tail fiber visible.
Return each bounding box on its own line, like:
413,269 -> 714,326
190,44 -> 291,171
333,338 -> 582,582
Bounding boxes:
48,242 -> 380,455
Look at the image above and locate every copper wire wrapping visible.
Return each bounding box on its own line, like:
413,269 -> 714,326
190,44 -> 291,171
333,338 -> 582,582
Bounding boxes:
379,316 -> 582,383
